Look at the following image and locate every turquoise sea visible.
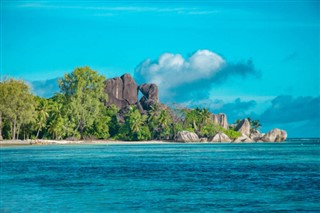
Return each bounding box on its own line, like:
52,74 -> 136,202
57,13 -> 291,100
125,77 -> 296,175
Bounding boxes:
1,140 -> 319,212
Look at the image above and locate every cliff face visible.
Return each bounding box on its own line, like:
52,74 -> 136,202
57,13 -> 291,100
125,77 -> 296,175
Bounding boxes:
105,74 -> 138,109
105,74 -> 160,112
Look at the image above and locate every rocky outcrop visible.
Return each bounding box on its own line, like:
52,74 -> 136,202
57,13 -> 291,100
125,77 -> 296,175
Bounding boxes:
176,131 -> 199,142
233,134 -> 254,143
105,74 -> 138,109
250,129 -> 263,141
234,119 -> 251,136
139,96 -> 157,111
139,83 -> 158,101
210,113 -> 229,129
261,128 -> 287,142
138,83 -> 159,111
199,137 -> 208,142
210,133 -> 231,142
122,74 -> 138,105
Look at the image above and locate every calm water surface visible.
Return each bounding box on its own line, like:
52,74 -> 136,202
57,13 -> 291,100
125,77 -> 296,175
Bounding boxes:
1,140 -> 320,212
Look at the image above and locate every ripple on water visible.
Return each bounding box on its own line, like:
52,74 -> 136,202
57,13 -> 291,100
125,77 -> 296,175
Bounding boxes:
1,141 -> 320,212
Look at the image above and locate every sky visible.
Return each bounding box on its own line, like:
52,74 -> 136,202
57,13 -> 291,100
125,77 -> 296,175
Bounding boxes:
1,0 -> 320,137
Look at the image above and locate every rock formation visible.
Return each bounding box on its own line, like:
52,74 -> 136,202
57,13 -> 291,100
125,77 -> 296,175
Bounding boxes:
139,96 -> 157,111
234,119 -> 251,136
105,74 -> 162,113
250,129 -> 263,141
139,83 -> 158,101
105,74 -> 138,109
210,133 -> 231,142
176,131 -> 199,142
138,83 -> 159,111
261,128 -> 287,142
104,74 -> 288,143
199,137 -> 208,142
210,113 -> 229,129
233,134 -> 254,142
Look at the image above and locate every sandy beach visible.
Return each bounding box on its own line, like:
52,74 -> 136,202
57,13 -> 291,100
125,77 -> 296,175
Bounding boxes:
0,140 -> 174,147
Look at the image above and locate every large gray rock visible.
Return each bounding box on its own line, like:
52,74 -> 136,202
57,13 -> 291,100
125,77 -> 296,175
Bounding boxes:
210,114 -> 219,124
234,119 -> 251,136
121,74 -> 138,105
139,96 -> 157,111
250,129 -> 263,141
139,83 -> 159,101
105,74 -> 138,109
233,134 -> 254,143
261,128 -> 287,142
210,113 -> 229,129
210,133 -> 231,142
217,114 -> 228,129
138,83 -> 159,111
176,131 -> 199,142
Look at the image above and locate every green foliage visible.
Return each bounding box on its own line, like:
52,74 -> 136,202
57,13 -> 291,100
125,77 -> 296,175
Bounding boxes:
59,66 -> 107,138
136,125 -> 151,141
106,105 -> 120,137
183,107 -> 214,137
48,115 -> 65,140
200,123 -> 223,138
115,106 -> 151,141
86,116 -> 111,139
0,79 -> 35,140
222,129 -> 241,139
0,71 -> 263,142
34,97 -> 50,139
157,110 -> 171,139
250,119 -> 262,131
170,123 -> 183,139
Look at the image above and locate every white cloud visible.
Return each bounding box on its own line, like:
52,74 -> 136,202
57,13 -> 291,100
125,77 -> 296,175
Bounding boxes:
135,50 -> 258,103
135,50 -> 225,91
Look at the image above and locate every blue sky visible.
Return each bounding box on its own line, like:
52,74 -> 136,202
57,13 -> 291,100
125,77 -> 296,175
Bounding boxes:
1,0 -> 320,137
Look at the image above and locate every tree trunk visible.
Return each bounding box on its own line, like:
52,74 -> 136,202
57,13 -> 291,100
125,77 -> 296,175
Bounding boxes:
36,128 -> 40,139
16,125 -> 20,140
0,112 -> 3,141
12,118 -> 16,140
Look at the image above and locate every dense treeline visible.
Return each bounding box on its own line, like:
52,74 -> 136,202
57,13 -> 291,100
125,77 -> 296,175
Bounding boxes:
0,66 -> 257,141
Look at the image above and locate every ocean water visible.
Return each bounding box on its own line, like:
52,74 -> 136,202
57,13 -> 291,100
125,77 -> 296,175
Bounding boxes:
1,140 -> 319,212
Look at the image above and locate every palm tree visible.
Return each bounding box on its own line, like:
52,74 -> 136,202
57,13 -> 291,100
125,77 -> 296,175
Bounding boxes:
128,108 -> 146,134
184,109 -> 198,131
47,101 -> 64,139
158,110 -> 170,129
48,116 -> 64,139
35,99 -> 49,139
251,120 -> 262,131
199,108 -> 211,130
158,110 -> 171,139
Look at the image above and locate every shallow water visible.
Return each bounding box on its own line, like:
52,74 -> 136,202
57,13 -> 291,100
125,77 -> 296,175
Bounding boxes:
1,140 -> 319,212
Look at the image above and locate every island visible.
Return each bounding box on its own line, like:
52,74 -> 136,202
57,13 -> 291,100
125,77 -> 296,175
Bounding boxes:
0,66 -> 287,144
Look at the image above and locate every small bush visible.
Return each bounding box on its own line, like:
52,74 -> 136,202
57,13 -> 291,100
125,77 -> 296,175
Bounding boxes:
223,129 -> 241,139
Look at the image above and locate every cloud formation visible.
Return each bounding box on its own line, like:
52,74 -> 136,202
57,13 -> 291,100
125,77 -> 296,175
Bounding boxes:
259,95 -> 320,137
135,50 -> 259,102
260,95 -> 320,124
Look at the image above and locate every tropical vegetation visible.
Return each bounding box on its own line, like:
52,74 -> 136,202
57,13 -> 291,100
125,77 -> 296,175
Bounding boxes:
0,66 -> 259,141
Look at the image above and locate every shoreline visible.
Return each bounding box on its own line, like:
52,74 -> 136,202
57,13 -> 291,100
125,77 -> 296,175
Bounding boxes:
0,139 -> 284,147
0,138 -> 317,147
0,140 -> 174,147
